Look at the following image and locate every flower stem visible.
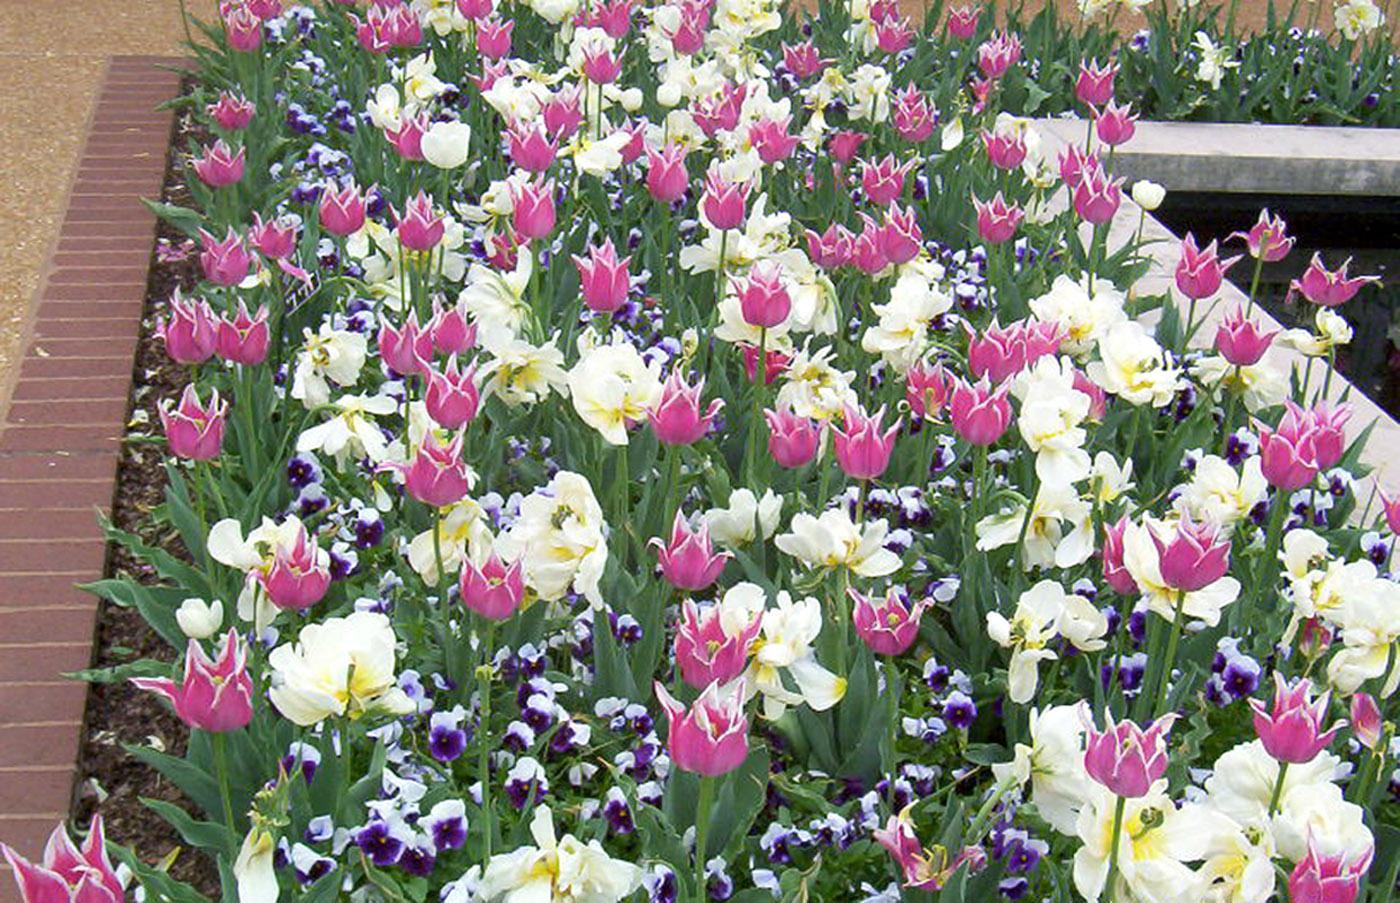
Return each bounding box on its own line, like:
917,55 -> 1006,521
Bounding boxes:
212,730 -> 238,857
964,774 -> 1016,846
884,657 -> 900,792
1153,590 -> 1187,717
694,774 -> 716,903
477,620 -> 497,861
1267,761 -> 1290,817
1104,794 -> 1128,903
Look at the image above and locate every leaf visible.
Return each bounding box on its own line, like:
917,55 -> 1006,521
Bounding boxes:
80,578 -> 189,650
109,843 -> 212,903
125,744 -> 222,818
141,798 -> 230,853
67,658 -> 172,684
142,199 -> 205,238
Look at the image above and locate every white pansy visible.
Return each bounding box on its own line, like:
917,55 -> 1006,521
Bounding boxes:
774,508 -> 901,577
1204,740 -> 1343,829
268,611 -> 415,726
986,581 -> 1064,704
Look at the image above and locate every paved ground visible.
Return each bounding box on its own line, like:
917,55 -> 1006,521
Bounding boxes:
0,0 -> 201,419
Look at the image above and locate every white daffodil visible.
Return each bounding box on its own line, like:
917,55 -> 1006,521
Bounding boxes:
1327,573 -> 1400,695
1028,275 -> 1127,360
296,393 -> 399,466
743,592 -> 846,719
478,805 -> 642,903
703,489 -> 783,547
460,253 -> 534,348
291,325 -> 368,409
1176,455 -> 1267,532
1272,781 -> 1374,863
234,825 -> 278,902
1191,806 -> 1276,903
1014,356 -> 1093,485
1120,516 -> 1241,626
479,335 -> 569,407
1204,740 -> 1343,830
1088,451 -> 1135,505
567,338 -> 663,446
497,471 -> 609,607
1089,321 -> 1182,408
976,482 -> 1094,570
1073,782 -> 1206,903
1336,0 -> 1384,40
861,271 -> 953,373
991,702 -> 1095,836
1192,32 -> 1239,90
986,581 -> 1063,704
1279,308 -> 1353,357
268,611 -> 415,726
775,508 -> 901,578
1191,355 -> 1288,413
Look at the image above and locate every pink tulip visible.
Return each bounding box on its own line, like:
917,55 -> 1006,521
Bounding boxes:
973,192 -> 1024,245
1307,402 -> 1353,470
192,139 -> 245,187
649,369 -> 722,446
1288,837 -> 1372,903
132,629 -> 253,732
1351,693 -> 1382,751
319,181 -> 367,236
1250,672 -> 1345,764
1094,100 -> 1137,146
541,87 -> 584,140
805,223 -> 854,269
654,679 -> 750,777
827,130 -> 869,165
581,45 -> 622,84
748,116 -> 800,165
832,404 -> 900,480
207,92 -> 255,131
740,343 -> 791,385
1381,490 -> 1400,535
425,357 -> 481,429
378,312 -> 434,377
1230,208 -> 1295,262
1084,712 -> 1176,798
764,407 -> 820,468
1215,305 -> 1277,367
891,84 -> 935,143
573,238 -> 632,314
247,212 -> 297,260
674,598 -> 760,688
456,0 -> 494,19
198,227 -> 252,287
395,191 -> 445,252
1076,59 -> 1117,107
214,301 -> 270,366
160,384 -> 227,460
1102,516 -> 1137,595
1259,403 -> 1321,491
905,360 -> 953,420
879,204 -> 922,265
1074,368 -> 1109,420
850,588 -> 930,656
1072,163 -> 1122,225
507,121 -> 559,173
650,511 -> 731,592
460,553 -> 525,621
1149,514 -> 1231,592
782,40 -> 830,79
1175,233 -> 1240,300
966,320 -> 1033,384
976,31 -> 1021,79
1292,254 -> 1380,307
350,8 -> 392,52
159,290 -> 217,364
1057,144 -> 1095,190
430,298 -> 476,356
734,262 -> 791,328
476,15 -> 514,58
981,129 -> 1027,171
395,431 -> 475,508
510,177 -> 556,240
644,143 -> 689,204
223,2 -> 263,52
260,521 -> 331,610
692,82 -> 747,137
700,168 -> 751,231
1,815 -> 124,903
385,112 -> 428,161
949,377 -> 1012,446
946,4 -> 980,38
873,16 -> 914,53
860,155 -> 912,207
585,0 -> 634,38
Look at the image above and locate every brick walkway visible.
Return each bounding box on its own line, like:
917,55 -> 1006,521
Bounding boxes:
0,56 -> 181,897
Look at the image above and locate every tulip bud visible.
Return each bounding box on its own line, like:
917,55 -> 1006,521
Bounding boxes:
1291,253 -> 1380,307
1076,58 -> 1117,107
649,370 -> 722,446
207,92 -> 255,131
510,177 -> 556,241
700,168 -> 751,231
1072,164 -> 1122,225
476,15 -> 514,58
318,181 -> 368,236
131,630 -> 253,732
572,238 -> 632,314
1175,233 -> 1239,301
395,191 -> 445,252
832,405 -> 900,480
1094,100 -> 1137,146
261,523 -> 333,611
1259,403 -> 1320,491
861,154 -> 913,207
215,301 -> 271,366
159,290 -> 217,364
644,143 -> 689,204
764,407 -> 820,468
160,384 -> 227,461
827,130 -> 868,164
429,297 -> 476,356
192,139 -> 245,187
1214,305 -> 1277,367
949,377 -> 1012,446
879,204 -> 922,265
1149,515 -> 1231,592
654,680 -> 750,777
394,431 -> 476,508
972,192 -> 1024,245
1229,208 -> 1295,262
1249,672 -> 1345,764
649,511 -> 731,592
850,588 -> 930,656
1102,516 -> 1138,596
1351,693 -> 1382,751
981,129 -> 1027,170
424,357 -> 481,430
1084,712 -> 1176,798
976,31 -> 1021,78
1130,180 -> 1165,211
459,553 -> 525,621
198,227 -> 252,287
176,597 -> 225,640
378,311 -> 434,377
734,262 -> 791,328
507,121 -> 559,173
946,4 -> 980,38
1287,836 -> 1372,903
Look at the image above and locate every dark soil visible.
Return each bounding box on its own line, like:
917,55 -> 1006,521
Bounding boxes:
70,77 -> 221,896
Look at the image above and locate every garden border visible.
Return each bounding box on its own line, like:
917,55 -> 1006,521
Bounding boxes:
0,55 -> 183,895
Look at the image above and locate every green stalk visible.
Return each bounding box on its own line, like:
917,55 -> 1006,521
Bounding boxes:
212,731 -> 238,857
1104,794 -> 1128,903
1152,591 -> 1187,717
477,619 -> 497,861
884,656 -> 900,789
693,775 -> 716,903
1267,761 -> 1290,816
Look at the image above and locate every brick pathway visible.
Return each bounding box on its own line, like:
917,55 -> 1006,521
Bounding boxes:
0,56 -> 181,898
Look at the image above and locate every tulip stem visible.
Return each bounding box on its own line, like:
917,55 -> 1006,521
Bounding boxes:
1104,794 -> 1128,903
964,773 -> 1016,846
694,774 -> 716,903
212,731 -> 237,856
1152,590 -> 1187,717
883,657 -> 900,791
477,619 -> 496,861
1244,251 -> 1265,320
1267,761 -> 1289,817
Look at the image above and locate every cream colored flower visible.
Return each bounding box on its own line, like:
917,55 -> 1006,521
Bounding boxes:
296,393 -> 399,466
991,702 -> 1094,835
774,508 -> 901,577
1175,455 -> 1267,532
479,335 -> 569,407
497,471 -> 609,607
1089,321 -> 1181,407
1336,0 -> 1384,40
862,271 -> 953,373
744,592 -> 846,719
975,482 -> 1094,570
407,498 -> 496,585
1074,782 -> 1206,903
1028,274 -> 1127,359
479,805 -> 641,903
268,611 -> 415,726
291,325 -> 368,409
567,338 -> 663,446
703,488 -> 783,547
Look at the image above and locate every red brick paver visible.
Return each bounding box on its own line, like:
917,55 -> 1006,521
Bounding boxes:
0,56 -> 181,897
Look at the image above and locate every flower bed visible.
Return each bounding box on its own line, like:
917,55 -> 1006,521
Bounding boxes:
5,1 -> 1400,902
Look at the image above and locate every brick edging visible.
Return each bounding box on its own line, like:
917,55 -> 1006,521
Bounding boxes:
0,56 -> 184,891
